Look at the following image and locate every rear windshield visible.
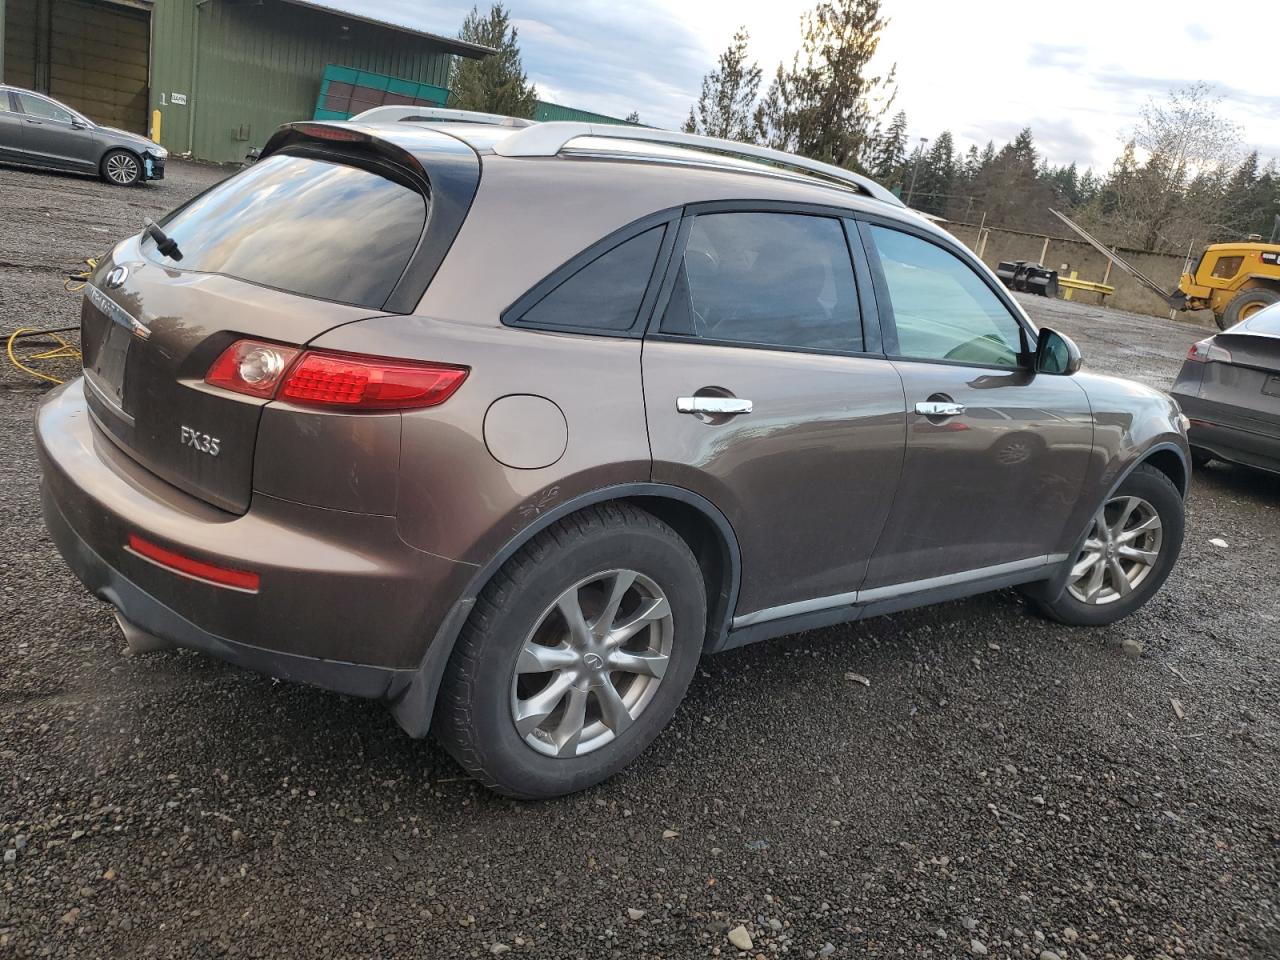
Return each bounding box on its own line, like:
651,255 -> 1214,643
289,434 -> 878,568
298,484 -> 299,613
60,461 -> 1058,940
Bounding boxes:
1238,302 -> 1280,335
151,153 -> 426,309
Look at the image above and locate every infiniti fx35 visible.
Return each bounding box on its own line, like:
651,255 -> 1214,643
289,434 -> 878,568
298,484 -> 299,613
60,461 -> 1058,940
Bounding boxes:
37,116 -> 1190,798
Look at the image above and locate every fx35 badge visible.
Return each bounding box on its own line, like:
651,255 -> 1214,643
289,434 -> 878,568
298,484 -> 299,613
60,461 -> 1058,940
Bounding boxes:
181,425 -> 221,457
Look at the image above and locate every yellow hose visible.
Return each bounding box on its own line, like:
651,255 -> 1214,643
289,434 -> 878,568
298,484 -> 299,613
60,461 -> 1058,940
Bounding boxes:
7,328 -> 81,385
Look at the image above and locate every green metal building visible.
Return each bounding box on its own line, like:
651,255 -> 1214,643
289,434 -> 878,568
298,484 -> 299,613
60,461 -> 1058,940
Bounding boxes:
0,0 -> 492,162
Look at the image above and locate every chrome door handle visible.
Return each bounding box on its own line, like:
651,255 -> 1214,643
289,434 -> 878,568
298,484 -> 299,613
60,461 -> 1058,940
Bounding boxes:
677,396 -> 753,415
915,401 -> 966,417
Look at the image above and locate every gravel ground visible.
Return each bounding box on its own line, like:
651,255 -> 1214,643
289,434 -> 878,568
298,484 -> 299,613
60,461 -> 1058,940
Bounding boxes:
1,162 -> 1278,960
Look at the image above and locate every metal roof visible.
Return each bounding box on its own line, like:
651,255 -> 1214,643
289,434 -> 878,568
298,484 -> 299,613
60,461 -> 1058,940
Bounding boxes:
276,1 -> 496,59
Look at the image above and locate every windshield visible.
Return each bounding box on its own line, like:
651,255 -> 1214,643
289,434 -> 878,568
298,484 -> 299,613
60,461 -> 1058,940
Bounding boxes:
149,153 -> 427,309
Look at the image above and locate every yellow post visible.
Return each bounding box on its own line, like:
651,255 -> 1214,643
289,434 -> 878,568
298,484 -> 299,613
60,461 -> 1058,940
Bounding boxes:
151,109 -> 162,144
1064,270 -> 1077,301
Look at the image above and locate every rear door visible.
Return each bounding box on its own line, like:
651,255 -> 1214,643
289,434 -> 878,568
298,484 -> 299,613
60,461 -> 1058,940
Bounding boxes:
0,91 -> 27,162
856,219 -> 1094,590
80,143 -> 444,513
642,206 -> 905,623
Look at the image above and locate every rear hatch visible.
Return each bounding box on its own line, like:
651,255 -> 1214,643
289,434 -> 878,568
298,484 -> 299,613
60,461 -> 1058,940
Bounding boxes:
1204,320 -> 1280,432
79,124 -> 479,513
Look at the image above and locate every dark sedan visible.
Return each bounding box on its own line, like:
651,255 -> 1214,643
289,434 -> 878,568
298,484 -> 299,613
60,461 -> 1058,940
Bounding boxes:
0,84 -> 166,185
1172,303 -> 1280,475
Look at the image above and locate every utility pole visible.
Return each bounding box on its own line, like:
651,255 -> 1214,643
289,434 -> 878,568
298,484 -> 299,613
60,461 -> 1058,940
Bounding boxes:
905,136 -> 928,207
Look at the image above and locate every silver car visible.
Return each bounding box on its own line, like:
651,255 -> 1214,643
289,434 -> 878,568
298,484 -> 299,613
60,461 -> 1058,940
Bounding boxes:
0,85 -> 167,185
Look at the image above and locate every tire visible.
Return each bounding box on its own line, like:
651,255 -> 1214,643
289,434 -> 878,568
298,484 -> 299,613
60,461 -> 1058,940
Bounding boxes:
435,503 -> 707,799
1031,464 -> 1184,627
1217,287 -> 1279,330
101,149 -> 142,186
1190,446 -> 1213,469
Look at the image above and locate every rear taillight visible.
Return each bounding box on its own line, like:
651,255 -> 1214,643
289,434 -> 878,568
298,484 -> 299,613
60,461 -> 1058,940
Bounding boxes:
205,339 -> 299,398
1186,338 -> 1232,364
280,351 -> 468,410
204,339 -> 468,411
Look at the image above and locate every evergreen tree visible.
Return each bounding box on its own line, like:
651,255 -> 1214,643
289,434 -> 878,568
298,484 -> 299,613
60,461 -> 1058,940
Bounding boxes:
685,27 -> 762,143
755,0 -> 896,171
868,109 -> 908,187
448,4 -> 537,119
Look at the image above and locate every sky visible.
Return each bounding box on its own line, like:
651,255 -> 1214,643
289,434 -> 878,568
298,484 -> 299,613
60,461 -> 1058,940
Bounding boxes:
338,0 -> 1280,173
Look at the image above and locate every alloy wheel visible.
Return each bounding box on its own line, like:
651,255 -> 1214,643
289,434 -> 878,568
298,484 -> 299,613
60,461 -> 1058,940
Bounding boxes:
106,153 -> 140,185
1067,495 -> 1163,605
510,569 -> 674,758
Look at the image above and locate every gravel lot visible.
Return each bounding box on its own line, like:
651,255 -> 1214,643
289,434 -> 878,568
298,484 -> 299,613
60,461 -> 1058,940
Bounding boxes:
2,161 -> 1278,960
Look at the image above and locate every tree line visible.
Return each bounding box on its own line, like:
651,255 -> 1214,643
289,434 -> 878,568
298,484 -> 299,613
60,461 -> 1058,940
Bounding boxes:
683,5 -> 1277,255
445,3 -> 1277,256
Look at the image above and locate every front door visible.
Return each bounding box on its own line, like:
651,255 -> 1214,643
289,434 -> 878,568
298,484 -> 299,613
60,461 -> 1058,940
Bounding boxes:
643,208 -> 906,623
856,220 -> 1094,590
13,91 -> 97,172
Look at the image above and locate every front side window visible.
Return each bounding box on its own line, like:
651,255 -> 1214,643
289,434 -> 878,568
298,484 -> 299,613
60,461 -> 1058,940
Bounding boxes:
16,93 -> 76,124
514,226 -> 665,332
870,225 -> 1025,367
661,212 -> 862,353
151,153 -> 427,309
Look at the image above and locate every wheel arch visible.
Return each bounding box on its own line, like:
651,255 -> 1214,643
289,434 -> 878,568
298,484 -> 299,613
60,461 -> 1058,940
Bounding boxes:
1027,440 -> 1188,604
387,482 -> 742,738
100,146 -> 143,181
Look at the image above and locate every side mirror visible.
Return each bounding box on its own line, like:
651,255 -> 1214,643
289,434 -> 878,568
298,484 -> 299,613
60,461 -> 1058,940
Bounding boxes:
1035,327 -> 1082,375
71,120 -> 87,130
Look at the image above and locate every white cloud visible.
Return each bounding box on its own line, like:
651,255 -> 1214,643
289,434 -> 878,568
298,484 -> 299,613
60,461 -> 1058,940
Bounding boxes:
346,0 -> 1280,170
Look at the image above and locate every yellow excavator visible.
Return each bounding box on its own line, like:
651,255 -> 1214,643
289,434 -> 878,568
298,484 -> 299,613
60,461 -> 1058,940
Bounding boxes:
1051,210 -> 1280,330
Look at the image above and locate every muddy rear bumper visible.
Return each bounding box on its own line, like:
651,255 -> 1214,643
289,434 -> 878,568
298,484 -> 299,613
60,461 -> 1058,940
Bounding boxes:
36,379 -> 476,693
42,482 -> 412,697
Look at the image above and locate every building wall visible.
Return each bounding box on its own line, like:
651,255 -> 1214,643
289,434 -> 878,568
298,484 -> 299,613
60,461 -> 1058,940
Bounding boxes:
150,0 -> 455,162
946,221 -> 1217,325
533,99 -> 635,125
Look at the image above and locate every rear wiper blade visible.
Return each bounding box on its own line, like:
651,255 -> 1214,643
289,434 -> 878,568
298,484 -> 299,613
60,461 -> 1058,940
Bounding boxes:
143,218 -> 183,261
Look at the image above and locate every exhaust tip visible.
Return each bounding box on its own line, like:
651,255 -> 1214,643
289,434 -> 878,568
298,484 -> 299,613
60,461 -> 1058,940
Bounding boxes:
113,610 -> 175,656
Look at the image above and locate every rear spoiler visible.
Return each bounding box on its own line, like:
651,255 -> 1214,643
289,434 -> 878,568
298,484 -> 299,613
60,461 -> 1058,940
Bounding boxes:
261,122 -> 433,181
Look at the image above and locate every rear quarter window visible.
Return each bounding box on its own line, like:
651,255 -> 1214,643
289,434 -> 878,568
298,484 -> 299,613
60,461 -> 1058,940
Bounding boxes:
151,153 -> 426,309
507,226 -> 666,333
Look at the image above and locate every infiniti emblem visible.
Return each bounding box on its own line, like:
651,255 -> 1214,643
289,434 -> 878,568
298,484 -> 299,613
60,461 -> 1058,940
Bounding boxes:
583,653 -> 604,670
105,265 -> 129,289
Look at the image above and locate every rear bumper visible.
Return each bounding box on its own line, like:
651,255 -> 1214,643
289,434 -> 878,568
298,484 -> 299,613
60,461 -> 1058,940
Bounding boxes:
1174,391 -> 1280,475
42,484 -> 410,697
36,378 -> 475,690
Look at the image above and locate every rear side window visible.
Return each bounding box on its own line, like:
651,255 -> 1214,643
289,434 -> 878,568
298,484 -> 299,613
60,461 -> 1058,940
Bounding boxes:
152,153 -> 426,309
512,226 -> 665,332
660,212 -> 862,353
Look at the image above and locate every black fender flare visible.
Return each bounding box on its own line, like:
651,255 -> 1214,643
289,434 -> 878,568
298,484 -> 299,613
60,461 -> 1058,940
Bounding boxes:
387,482 -> 742,738
1024,440 -> 1189,602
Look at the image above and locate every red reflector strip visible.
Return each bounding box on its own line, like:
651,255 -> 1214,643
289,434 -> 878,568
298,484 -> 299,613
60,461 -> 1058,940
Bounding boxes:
126,534 -> 261,593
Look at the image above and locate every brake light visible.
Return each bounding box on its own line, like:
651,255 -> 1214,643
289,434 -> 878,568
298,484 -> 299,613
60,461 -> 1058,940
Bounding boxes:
1186,339 -> 1232,363
205,341 -> 468,410
126,534 -> 260,592
280,351 -> 469,410
294,123 -> 368,142
205,339 -> 300,398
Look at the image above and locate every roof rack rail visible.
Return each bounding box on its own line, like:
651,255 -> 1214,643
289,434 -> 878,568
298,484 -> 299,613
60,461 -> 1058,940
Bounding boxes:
492,122 -> 903,207
350,106 -> 537,128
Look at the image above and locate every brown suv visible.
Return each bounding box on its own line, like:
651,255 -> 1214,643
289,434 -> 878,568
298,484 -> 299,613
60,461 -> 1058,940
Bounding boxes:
36,113 -> 1190,798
